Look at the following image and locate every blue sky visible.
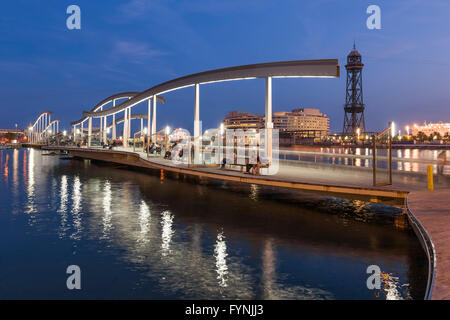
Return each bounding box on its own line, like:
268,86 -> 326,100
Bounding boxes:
1,0 -> 450,133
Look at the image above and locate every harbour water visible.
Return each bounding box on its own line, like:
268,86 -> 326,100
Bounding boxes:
0,148 -> 428,299
283,146 -> 449,174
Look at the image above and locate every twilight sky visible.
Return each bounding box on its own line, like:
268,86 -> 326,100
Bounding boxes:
1,0 -> 450,133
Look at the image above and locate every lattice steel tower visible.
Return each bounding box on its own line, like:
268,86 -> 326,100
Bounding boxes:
343,44 -> 366,135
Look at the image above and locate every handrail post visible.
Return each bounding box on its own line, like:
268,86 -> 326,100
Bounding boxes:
373,135 -> 376,186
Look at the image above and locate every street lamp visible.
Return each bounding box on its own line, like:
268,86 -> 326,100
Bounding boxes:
391,122 -> 396,138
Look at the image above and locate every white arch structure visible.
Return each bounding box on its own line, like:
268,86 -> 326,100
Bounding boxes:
27,111 -> 53,144
73,59 -> 340,156
71,92 -> 164,146
106,113 -> 148,132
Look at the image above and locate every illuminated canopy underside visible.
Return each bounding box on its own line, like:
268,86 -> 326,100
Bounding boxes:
82,59 -> 339,118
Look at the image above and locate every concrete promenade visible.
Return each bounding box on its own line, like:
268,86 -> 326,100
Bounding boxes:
408,190 -> 450,300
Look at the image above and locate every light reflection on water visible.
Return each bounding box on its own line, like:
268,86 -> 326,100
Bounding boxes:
214,230 -> 228,288
0,149 -> 428,299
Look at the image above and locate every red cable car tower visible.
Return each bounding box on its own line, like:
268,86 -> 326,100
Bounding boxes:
343,44 -> 366,135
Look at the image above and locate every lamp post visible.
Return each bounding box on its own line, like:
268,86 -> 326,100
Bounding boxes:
143,127 -> 148,153
219,123 -> 224,165
165,126 -> 170,154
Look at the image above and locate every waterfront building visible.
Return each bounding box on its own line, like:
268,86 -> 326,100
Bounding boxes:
222,111 -> 264,130
224,108 -> 329,137
273,108 -> 330,136
411,121 -> 450,137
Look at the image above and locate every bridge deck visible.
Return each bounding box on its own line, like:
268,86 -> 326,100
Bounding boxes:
42,146 -> 450,205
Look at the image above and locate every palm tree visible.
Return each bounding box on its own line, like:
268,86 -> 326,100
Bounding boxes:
416,131 -> 427,142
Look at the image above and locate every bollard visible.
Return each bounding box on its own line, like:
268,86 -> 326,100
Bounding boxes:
427,165 -> 434,191
160,169 -> 164,181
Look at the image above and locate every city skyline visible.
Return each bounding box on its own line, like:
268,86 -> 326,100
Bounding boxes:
1,0 -> 450,133
0,1 -> 449,302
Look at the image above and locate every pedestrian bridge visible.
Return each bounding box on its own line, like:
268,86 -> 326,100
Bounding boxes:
44,145 -> 435,206
25,57 -> 450,299
29,57 -> 449,204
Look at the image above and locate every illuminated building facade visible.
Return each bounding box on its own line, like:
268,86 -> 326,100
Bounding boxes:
273,108 -> 330,136
222,111 -> 264,130
224,108 -> 329,137
411,121 -> 450,137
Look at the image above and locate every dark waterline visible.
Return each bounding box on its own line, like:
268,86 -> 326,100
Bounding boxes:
0,148 -> 427,299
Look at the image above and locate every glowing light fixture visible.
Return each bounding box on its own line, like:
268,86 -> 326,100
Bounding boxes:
391,122 -> 396,137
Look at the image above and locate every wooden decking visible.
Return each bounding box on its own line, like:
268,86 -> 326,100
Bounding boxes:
408,190 -> 450,300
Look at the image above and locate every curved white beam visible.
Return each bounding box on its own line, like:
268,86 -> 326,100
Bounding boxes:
106,113 -> 148,128
83,59 -> 339,118
31,111 -> 52,128
43,119 -> 60,133
71,92 -> 141,126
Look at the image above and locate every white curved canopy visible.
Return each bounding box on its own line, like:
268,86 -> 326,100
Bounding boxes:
82,59 -> 339,118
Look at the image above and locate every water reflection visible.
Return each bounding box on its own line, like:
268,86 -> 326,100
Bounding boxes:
161,210 -> 174,256
249,184 -> 259,201
214,230 -> 228,288
70,176 -> 82,240
12,149 -> 18,197
4,153 -> 9,179
58,175 -> 68,238
138,200 -> 151,245
0,149 -> 428,299
379,271 -> 410,300
26,148 -> 35,214
261,239 -> 276,299
102,181 -> 112,239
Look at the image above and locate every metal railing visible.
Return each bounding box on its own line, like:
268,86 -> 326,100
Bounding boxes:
373,125 -> 392,186
405,197 -> 436,300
